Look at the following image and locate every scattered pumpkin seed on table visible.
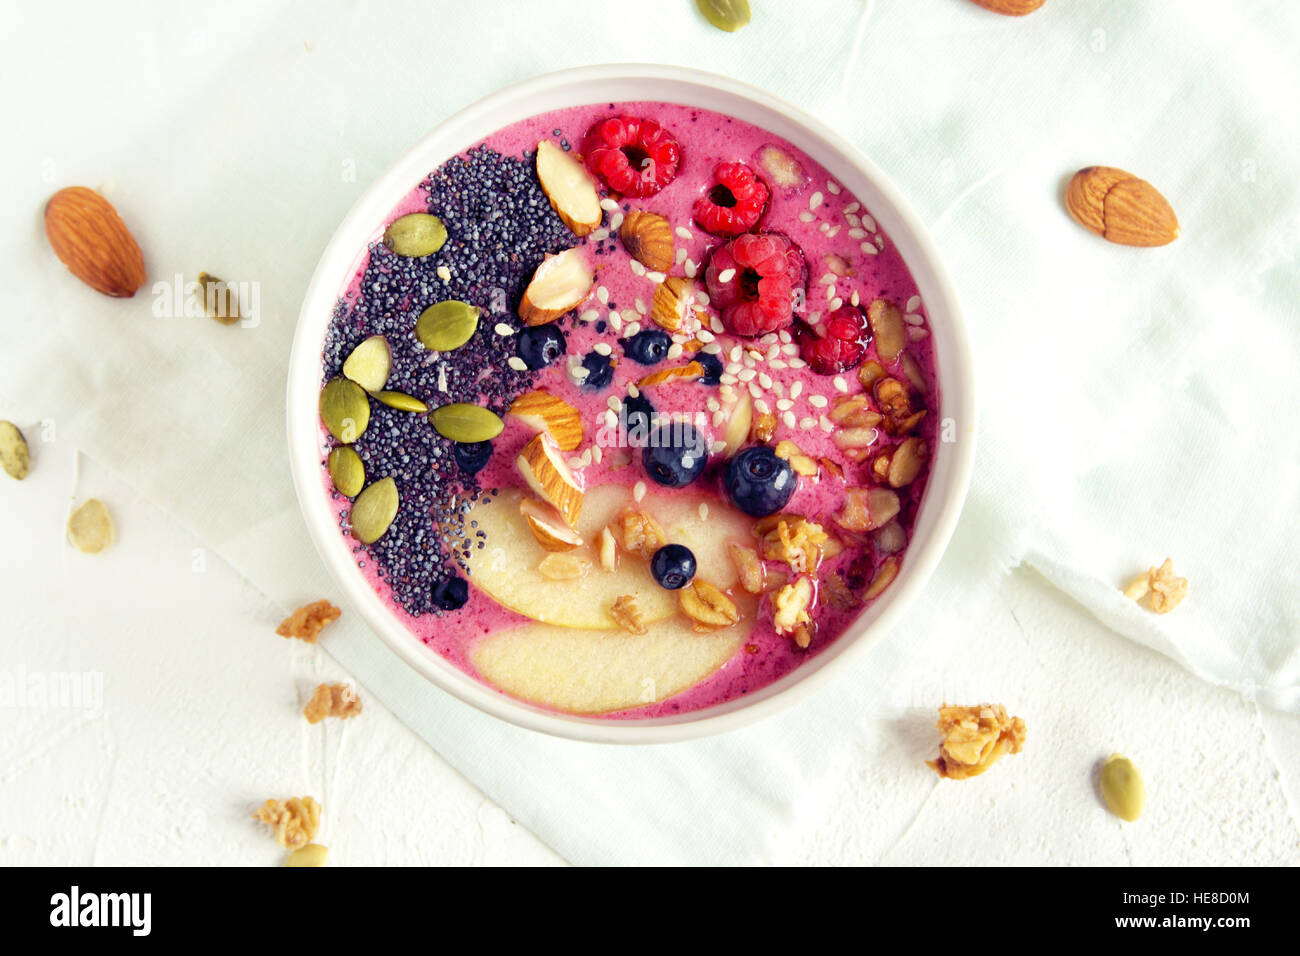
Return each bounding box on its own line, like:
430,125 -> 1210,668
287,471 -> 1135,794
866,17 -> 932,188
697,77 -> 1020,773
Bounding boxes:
67,498 -> 114,553
373,390 -> 428,413
327,446 -> 365,497
319,377 -> 370,443
0,421 -> 31,480
196,272 -> 241,325
342,335 -> 391,392
416,300 -> 480,352
429,403 -> 504,443
1100,753 -> 1145,822
383,213 -> 447,258
697,0 -> 751,32
285,843 -> 329,867
350,477 -> 399,544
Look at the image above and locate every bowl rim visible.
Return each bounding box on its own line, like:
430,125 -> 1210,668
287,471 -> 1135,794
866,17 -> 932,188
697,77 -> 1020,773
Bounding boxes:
286,63 -> 976,744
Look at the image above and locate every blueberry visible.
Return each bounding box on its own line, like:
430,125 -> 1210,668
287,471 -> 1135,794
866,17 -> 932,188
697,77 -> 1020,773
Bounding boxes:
431,574 -> 469,611
724,446 -> 797,516
650,543 -> 697,590
516,325 -> 567,370
453,440 -> 493,475
623,393 -> 655,438
623,329 -> 673,365
581,351 -> 614,389
642,424 -> 708,487
695,351 -> 723,385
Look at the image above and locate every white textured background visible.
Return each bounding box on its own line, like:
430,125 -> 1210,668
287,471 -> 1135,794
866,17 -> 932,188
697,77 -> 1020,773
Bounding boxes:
2,0 -> 1299,865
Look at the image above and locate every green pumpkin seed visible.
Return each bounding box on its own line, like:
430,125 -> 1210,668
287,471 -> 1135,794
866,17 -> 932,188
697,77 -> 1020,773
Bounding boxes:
319,377 -> 371,443
1100,754 -> 1145,822
351,477 -> 399,544
197,271 -> 241,325
342,334 -> 391,392
416,300 -> 480,352
0,420 -> 31,480
384,213 -> 447,258
429,403 -> 504,443
373,390 -> 428,413
697,0 -> 750,32
285,843 -> 329,867
328,446 -> 365,497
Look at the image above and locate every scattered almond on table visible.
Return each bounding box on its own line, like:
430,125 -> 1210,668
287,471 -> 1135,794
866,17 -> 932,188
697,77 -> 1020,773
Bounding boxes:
44,186 -> 147,297
276,599 -> 341,642
1065,166 -> 1180,247
970,0 -> 1045,15
928,703 -> 1027,779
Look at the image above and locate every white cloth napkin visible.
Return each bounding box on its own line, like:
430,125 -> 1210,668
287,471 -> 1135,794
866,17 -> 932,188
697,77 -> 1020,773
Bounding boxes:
3,0 -> 1296,864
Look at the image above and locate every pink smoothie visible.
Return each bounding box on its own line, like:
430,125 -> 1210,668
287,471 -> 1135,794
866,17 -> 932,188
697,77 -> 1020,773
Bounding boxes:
321,101 -> 939,720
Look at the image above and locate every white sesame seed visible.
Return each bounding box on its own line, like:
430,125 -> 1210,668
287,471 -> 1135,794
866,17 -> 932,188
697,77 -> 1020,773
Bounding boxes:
818,222 -> 831,234
702,342 -> 722,355
633,481 -> 646,502
684,259 -> 697,278
710,316 -> 725,334
788,381 -> 802,400
826,225 -> 841,238
769,359 -> 787,370
782,411 -> 797,428
846,212 -> 861,228
592,445 -> 603,464
809,191 -> 824,210
507,356 -> 528,371
600,198 -> 619,212
724,362 -> 742,375
776,398 -> 793,411
862,214 -> 878,233
720,384 -> 736,401
624,321 -> 641,337
580,309 -> 599,323
696,291 -> 711,306
675,247 -> 688,265
698,502 -> 710,520
437,365 -> 448,392
820,273 -> 837,285
861,242 -> 878,255
581,448 -> 593,466
436,265 -> 452,282
907,326 -> 930,340
711,410 -> 725,427
604,409 -> 618,429
706,397 -> 720,412
850,290 -> 860,307
904,313 -> 925,326
664,343 -> 682,361
572,366 -> 590,380
766,344 -> 781,361
819,416 -> 835,432
808,394 -> 828,408
844,202 -> 860,214
806,312 -> 821,326
627,383 -> 640,399
568,457 -> 583,469
591,228 -> 610,242
718,268 -> 736,283
675,226 -> 693,241
825,284 -> 836,301
720,373 -> 738,385
709,440 -> 727,455
629,259 -> 646,276
609,311 -> 623,332
646,271 -> 666,284
788,358 -> 807,369
738,368 -> 757,382
597,286 -> 610,304
759,372 -> 773,389
630,298 -> 645,314
594,342 -> 612,356
697,329 -> 715,343
748,382 -> 763,399
826,180 -> 841,195
799,417 -> 817,430
830,297 -> 843,311
875,234 -> 885,249
833,376 -> 849,392
849,228 -> 868,240
609,212 -> 624,232
607,395 -> 622,412
798,211 -> 817,223
782,343 -> 799,357
754,398 -> 771,415
495,322 -> 515,336
906,295 -> 922,313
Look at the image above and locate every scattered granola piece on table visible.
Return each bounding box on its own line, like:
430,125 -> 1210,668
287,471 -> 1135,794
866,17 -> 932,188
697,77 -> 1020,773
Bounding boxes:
276,600 -> 341,642
928,703 -> 1027,779
302,683 -> 362,724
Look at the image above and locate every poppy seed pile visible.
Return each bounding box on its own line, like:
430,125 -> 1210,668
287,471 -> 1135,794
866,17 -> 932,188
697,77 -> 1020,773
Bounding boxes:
320,146 -> 578,617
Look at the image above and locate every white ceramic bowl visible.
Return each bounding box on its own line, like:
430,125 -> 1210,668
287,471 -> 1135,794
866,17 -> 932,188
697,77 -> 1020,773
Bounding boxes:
287,64 -> 975,744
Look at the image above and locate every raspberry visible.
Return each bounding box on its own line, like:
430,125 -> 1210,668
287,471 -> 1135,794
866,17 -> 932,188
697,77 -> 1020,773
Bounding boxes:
706,232 -> 806,337
580,116 -> 681,198
692,162 -> 770,237
799,306 -> 871,374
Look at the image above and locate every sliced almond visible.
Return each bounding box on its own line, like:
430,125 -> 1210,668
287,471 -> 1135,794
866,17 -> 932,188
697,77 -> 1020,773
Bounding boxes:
637,361 -> 705,388
536,140 -> 602,236
829,394 -> 882,428
516,432 -> 584,527
836,486 -> 900,532
520,497 -> 583,552
508,389 -> 583,451
886,437 -> 927,488
537,552 -> 591,581
773,439 -> 817,477
518,249 -> 594,326
620,210 -> 674,272
833,426 -> 879,451
679,579 -> 740,630
598,526 -> 619,572
862,555 -> 900,601
721,390 -> 753,457
824,252 -> 854,278
819,457 -> 845,481
1065,166 -> 1180,247
868,298 -> 907,362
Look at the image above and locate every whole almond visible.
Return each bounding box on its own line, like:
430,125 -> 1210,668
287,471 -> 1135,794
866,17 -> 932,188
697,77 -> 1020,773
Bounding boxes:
619,210 -> 674,272
970,0 -> 1044,14
1065,167 -> 1180,247
44,187 -> 146,297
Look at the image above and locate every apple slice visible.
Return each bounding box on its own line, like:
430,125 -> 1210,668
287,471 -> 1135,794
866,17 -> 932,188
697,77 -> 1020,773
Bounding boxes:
460,485 -> 750,629
508,390 -> 583,451
520,497 -> 582,552
470,613 -> 748,715
536,139 -> 602,237
517,432 -> 584,527
518,248 -> 594,326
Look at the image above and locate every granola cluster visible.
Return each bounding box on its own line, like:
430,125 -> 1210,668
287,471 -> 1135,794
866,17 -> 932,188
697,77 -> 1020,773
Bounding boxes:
1124,558 -> 1188,614
927,704 -> 1027,780
275,600 -> 341,643
254,796 -> 322,848
302,683 -> 363,724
